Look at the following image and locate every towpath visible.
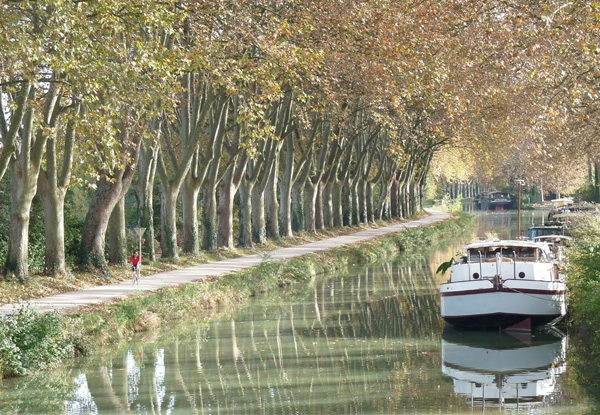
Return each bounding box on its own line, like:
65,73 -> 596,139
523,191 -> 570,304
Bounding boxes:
0,209 -> 450,315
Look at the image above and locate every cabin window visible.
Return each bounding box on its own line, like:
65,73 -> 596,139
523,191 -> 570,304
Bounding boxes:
473,273 -> 480,279
467,246 -> 539,262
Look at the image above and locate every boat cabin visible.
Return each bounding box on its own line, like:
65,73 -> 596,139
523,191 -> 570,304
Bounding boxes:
528,222 -> 565,240
451,240 -> 554,282
462,240 -> 550,262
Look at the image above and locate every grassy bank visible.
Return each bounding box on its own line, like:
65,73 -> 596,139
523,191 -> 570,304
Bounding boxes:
0,213 -> 474,379
563,214 -> 600,403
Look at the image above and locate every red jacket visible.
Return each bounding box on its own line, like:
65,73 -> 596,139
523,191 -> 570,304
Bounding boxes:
130,255 -> 141,266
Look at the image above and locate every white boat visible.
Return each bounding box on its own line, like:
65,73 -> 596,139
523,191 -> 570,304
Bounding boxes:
441,327 -> 567,408
439,239 -> 567,329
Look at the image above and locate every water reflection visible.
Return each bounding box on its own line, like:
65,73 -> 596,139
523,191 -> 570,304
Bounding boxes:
442,327 -> 567,410
475,210 -> 549,240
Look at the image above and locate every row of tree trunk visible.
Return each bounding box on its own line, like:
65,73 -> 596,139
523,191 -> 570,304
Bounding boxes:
1,81 -> 435,281
443,179 -> 481,200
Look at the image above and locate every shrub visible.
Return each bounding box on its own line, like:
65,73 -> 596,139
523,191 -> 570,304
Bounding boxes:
0,305 -> 73,377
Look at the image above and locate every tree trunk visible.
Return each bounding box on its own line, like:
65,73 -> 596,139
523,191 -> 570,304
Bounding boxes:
342,180 -> 352,226
332,180 -> 343,228
350,181 -> 360,225
408,183 -> 417,217
37,110 -> 77,276
133,142 -> 158,262
304,183 -> 317,233
366,182 -> 375,223
397,182 -> 406,219
390,179 -> 399,218
217,167 -> 236,248
291,183 -> 304,232
80,110 -> 141,269
401,183 -> 410,218
4,165 -> 37,281
315,183 -> 325,230
80,178 -> 127,268
419,175 -> 427,212
279,178 -> 293,237
358,180 -> 367,224
251,184 -> 267,244
181,178 -> 200,255
265,156 -> 280,239
140,190 -> 156,262
238,177 -> 254,247
4,84 -> 55,280
160,185 -> 179,259
323,181 -> 334,228
38,185 -> 67,276
376,178 -> 392,220
201,183 -> 218,250
108,197 -> 127,265
279,134 -> 294,237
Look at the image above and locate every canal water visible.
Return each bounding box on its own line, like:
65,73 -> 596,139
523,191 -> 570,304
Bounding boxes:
0,211 -> 594,414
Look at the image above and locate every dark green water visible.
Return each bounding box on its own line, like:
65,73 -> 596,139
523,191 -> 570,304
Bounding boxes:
0,211 -> 593,414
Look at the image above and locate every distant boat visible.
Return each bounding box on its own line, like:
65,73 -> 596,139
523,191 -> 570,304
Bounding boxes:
527,221 -> 565,240
439,239 -> 566,329
476,191 -> 513,210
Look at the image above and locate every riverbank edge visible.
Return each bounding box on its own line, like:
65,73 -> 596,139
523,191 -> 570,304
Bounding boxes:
0,212 -> 474,379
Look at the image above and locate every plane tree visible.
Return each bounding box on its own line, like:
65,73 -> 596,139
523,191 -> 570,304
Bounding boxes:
76,2 -> 181,268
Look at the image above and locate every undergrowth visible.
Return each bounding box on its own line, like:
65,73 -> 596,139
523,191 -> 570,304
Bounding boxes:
564,213 -> 600,407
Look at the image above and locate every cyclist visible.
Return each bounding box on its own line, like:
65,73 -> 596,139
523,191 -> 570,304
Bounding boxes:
130,251 -> 141,284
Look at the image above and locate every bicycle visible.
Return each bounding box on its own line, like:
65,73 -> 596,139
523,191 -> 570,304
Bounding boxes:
132,263 -> 141,285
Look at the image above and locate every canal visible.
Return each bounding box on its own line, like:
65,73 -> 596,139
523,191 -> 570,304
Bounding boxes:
0,211 -> 594,414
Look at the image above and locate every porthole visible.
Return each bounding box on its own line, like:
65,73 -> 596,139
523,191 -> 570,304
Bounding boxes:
473,273 -> 480,279
519,272 -> 525,278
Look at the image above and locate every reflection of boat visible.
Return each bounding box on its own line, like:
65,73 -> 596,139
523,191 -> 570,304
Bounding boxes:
441,327 -> 567,408
439,239 -> 567,329
476,191 -> 513,210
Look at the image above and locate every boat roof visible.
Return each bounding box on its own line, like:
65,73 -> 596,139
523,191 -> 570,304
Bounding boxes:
465,239 -> 545,250
530,223 -> 564,228
533,235 -> 573,241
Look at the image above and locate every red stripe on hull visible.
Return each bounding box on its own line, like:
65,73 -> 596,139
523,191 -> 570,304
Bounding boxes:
440,288 -> 565,297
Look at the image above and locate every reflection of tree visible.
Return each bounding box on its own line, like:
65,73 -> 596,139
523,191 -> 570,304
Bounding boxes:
92,365 -> 126,412
297,256 -> 445,340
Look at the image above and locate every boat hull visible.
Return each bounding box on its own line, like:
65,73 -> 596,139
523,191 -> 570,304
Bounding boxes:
440,279 -> 566,329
